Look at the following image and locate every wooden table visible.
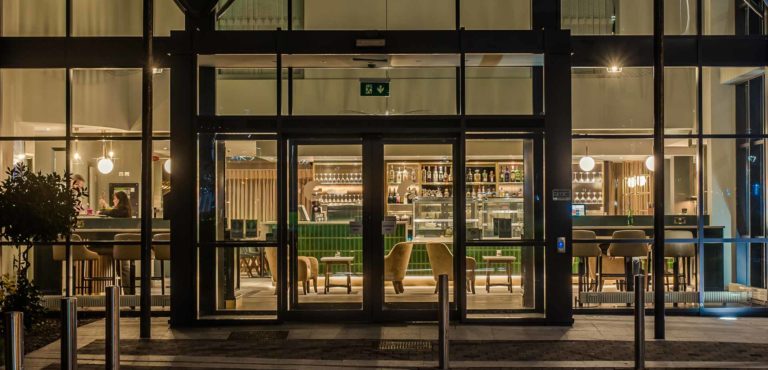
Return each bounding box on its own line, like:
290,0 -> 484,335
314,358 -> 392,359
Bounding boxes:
321,256 -> 354,294
482,255 -> 518,293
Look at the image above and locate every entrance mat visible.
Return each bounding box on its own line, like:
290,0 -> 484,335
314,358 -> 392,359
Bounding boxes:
77,339 -> 768,362
376,339 -> 433,352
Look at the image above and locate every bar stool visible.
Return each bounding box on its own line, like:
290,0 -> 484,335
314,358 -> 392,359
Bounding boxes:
606,230 -> 649,292
113,233 -> 152,294
572,230 -> 601,297
152,233 -> 170,295
52,234 -> 100,295
664,230 -> 696,292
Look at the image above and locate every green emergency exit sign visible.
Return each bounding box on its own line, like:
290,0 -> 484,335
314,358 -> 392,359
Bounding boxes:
360,80 -> 390,97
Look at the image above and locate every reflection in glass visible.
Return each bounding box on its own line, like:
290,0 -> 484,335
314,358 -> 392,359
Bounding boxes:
71,0 -> 142,36
71,69 -> 143,136
461,0 -> 531,30
1,69 -> 66,137
1,0 -> 66,36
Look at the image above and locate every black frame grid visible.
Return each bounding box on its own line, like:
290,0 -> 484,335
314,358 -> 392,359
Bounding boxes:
0,0 -> 765,334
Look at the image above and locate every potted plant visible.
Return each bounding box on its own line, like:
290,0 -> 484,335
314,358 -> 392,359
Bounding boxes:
0,165 -> 84,330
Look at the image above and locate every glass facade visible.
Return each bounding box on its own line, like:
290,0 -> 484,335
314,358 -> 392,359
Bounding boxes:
0,0 -> 766,329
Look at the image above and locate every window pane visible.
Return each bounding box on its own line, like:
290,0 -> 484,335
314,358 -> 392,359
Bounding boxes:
291,66 -> 456,116
295,0 -> 454,30
561,0 -> 651,35
465,139 -> 535,241
704,0 -> 764,35
71,69 -> 143,137
664,138 -> 698,225
466,245 -> 543,317
665,67 -> 698,135
702,242 -> 768,308
460,0 -> 531,30
703,67 -> 765,134
198,246 -> 277,314
703,138 -> 765,239
153,69 -> 171,134
572,139 -> 654,220
573,68 -> 653,135
216,0 -> 289,30
465,64 -> 533,115
154,0 -> 185,36
71,139 -> 143,240
1,0 -> 65,36
216,68 -> 277,116
72,0 -> 142,36
1,69 -> 66,137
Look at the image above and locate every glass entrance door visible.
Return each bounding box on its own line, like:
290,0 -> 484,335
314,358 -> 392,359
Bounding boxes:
381,142 -> 458,316
289,142 -> 364,311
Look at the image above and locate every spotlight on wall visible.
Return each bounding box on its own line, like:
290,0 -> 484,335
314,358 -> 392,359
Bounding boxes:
606,65 -> 623,73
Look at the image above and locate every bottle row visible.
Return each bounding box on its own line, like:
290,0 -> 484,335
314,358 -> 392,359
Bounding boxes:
319,193 -> 362,204
422,165 -> 453,183
315,172 -> 362,184
466,165 -> 523,183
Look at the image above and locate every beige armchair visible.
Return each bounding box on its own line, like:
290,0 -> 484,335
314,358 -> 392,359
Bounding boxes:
384,242 -> 414,294
265,248 -> 310,294
113,233 -> 153,291
302,256 -> 319,293
425,243 -> 475,294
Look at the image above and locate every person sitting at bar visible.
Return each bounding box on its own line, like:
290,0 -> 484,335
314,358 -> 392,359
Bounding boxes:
99,191 -> 132,218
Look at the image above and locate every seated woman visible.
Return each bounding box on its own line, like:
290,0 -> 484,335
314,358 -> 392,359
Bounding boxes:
99,191 -> 132,218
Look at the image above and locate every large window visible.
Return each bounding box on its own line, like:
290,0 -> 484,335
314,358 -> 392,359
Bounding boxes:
0,67 -> 171,311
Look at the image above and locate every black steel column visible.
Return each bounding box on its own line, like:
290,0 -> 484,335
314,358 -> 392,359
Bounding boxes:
652,0 -> 666,340
543,29 -> 573,324
140,0 -> 155,339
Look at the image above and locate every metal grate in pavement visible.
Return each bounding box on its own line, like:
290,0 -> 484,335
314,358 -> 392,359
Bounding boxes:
376,339 -> 433,352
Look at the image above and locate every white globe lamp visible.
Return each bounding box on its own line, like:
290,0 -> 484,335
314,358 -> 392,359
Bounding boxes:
163,159 -> 171,174
579,156 -> 596,172
645,156 -> 655,171
97,157 -> 114,174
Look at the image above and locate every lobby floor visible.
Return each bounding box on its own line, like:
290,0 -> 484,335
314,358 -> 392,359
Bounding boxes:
24,315 -> 768,369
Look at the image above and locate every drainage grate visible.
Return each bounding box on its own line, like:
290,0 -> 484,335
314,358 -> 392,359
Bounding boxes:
227,330 -> 289,341
376,340 -> 433,352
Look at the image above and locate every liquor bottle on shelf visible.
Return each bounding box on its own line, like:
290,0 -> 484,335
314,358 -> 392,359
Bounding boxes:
443,188 -> 450,197
426,166 -> 432,182
432,166 -> 437,182
447,167 -> 452,182
481,170 -> 488,182
504,166 -> 511,182
466,169 -> 473,182
473,169 -> 481,182
438,166 -> 443,182
396,167 -> 402,183
395,192 -> 401,204
423,167 -> 428,182
490,170 -> 494,183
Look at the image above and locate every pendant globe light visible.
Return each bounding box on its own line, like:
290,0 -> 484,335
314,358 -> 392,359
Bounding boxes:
97,139 -> 114,174
645,155 -> 655,171
579,146 -> 596,172
164,159 -> 171,174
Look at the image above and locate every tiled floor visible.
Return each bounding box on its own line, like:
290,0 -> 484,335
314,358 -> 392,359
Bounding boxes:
24,315 -> 768,369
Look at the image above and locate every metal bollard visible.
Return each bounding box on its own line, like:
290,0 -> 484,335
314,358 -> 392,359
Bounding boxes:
61,297 -> 78,370
106,286 -> 121,370
4,311 -> 24,370
438,274 -> 449,370
634,274 -> 645,370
